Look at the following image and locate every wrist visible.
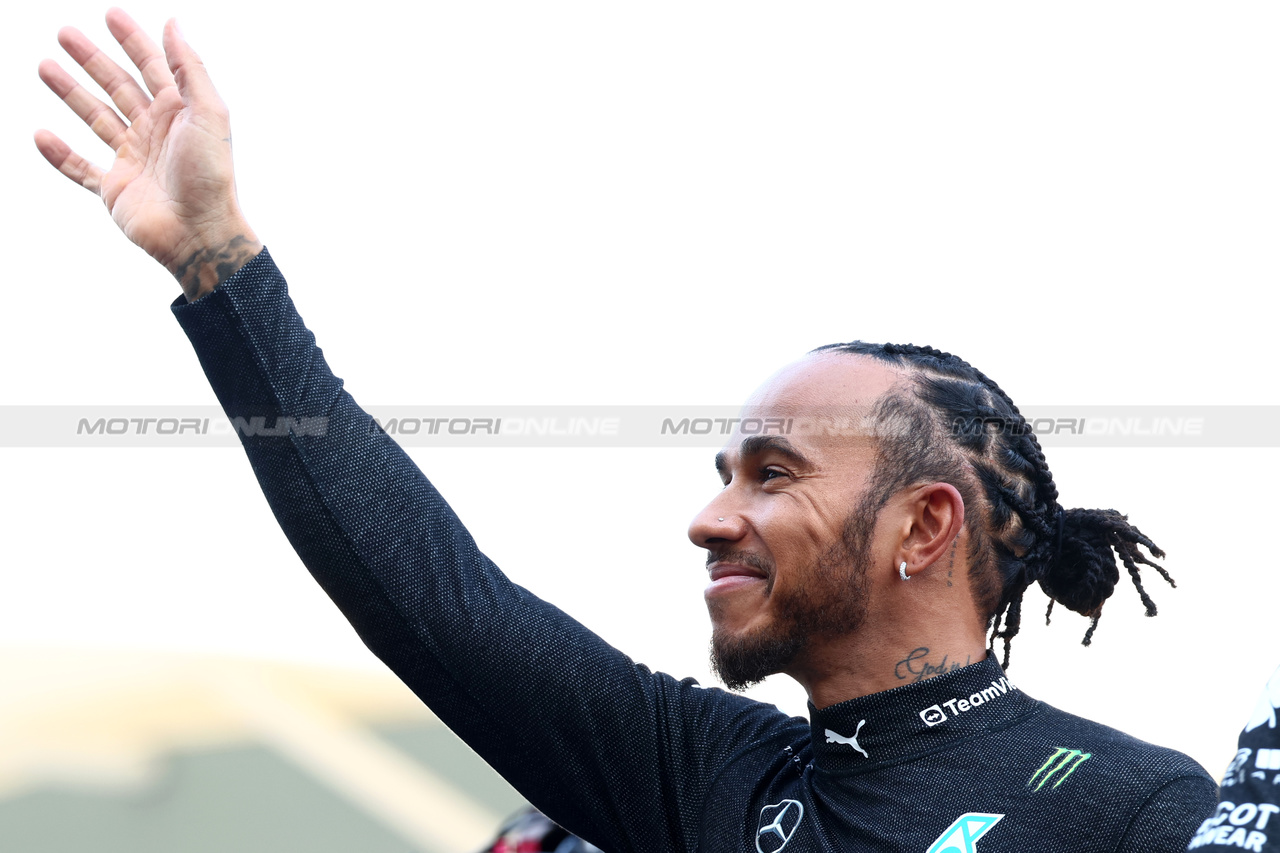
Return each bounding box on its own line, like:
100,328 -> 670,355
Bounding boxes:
167,219 -> 263,301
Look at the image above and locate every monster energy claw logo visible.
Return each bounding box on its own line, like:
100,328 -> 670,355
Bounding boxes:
1028,747 -> 1092,791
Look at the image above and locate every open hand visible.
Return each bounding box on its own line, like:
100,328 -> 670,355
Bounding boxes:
36,8 -> 261,300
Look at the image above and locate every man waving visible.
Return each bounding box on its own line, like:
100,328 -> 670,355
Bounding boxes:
37,11 -> 1216,851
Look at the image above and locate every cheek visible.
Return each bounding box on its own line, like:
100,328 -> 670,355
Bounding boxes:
751,506 -> 806,553
760,499 -> 850,555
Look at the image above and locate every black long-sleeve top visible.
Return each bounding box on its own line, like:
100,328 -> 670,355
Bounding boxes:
172,249 -> 1217,852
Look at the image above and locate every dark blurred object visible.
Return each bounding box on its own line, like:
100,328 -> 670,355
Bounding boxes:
483,807 -> 604,853
1184,665 -> 1280,851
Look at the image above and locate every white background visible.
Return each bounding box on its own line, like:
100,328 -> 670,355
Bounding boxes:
5,1 -> 1279,780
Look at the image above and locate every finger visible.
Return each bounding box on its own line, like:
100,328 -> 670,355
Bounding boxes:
162,19 -> 223,110
38,58 -> 130,151
105,7 -> 175,97
34,129 -> 105,195
57,24 -> 151,122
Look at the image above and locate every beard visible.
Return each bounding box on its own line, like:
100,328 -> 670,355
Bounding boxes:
709,507 -> 876,691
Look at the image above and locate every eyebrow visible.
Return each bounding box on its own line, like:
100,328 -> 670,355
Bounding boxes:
714,435 -> 815,478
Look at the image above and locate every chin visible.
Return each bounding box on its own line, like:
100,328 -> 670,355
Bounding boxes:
709,621 -> 806,692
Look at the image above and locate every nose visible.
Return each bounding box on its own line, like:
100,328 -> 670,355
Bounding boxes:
687,495 -> 745,549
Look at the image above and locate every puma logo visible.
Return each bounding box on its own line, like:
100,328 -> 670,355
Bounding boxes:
824,720 -> 868,758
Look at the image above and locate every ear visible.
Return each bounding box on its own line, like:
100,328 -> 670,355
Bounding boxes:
897,483 -> 965,577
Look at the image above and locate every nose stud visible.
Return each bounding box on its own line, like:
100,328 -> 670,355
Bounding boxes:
718,517 -> 725,522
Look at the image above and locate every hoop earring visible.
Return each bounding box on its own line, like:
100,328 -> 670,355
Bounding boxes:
899,561 -> 910,581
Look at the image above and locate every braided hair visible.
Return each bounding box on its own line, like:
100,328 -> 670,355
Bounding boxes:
812,341 -> 1174,667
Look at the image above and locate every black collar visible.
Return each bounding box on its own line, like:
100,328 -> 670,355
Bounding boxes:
807,655 -> 1038,774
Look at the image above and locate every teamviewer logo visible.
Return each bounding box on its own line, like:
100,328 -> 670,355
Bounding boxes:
920,705 -> 947,727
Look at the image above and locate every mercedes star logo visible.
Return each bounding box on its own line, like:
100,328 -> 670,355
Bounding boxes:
756,799 -> 805,853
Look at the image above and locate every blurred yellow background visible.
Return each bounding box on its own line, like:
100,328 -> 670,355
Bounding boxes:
0,648 -> 526,852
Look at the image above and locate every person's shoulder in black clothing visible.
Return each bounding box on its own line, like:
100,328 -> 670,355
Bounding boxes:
991,701 -> 1217,851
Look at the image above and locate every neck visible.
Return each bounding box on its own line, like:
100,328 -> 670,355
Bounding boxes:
793,640 -> 983,706
789,596 -> 990,710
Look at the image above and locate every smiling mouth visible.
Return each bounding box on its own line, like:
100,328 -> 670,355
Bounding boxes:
704,567 -> 769,607
705,551 -> 773,599
708,562 -> 768,582
706,549 -> 773,583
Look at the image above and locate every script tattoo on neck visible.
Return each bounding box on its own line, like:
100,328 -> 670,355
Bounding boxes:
894,647 -> 972,683
174,235 -> 262,301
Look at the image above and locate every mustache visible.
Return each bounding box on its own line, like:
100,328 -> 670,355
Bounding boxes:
705,549 -> 774,576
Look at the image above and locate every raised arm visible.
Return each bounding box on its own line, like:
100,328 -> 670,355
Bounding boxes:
167,248 -> 800,851
35,8 -> 260,298
36,13 -> 793,851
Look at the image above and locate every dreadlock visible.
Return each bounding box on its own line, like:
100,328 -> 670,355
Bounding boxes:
812,341 -> 1173,667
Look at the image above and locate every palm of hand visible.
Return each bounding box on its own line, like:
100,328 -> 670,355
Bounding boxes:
99,87 -> 236,268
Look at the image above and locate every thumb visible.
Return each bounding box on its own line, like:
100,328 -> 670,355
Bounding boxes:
163,19 -> 222,109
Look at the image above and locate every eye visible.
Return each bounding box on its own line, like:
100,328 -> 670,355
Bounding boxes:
760,467 -> 788,483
